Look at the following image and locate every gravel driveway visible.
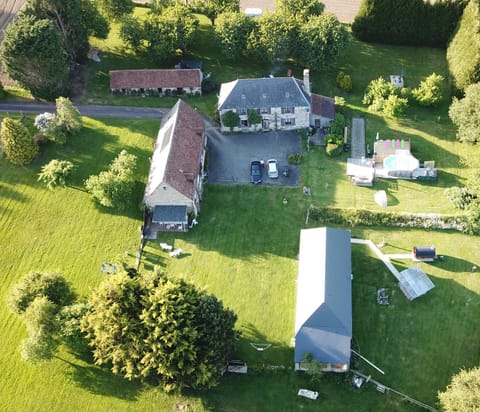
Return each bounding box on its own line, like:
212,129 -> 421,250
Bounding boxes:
206,127 -> 302,186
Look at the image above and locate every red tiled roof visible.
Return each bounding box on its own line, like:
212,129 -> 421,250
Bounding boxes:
164,100 -> 204,199
311,93 -> 335,119
109,69 -> 202,89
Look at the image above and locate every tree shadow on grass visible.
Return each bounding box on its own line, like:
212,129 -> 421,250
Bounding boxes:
67,361 -> 142,400
238,322 -> 293,366
0,181 -> 28,203
141,242 -> 168,269
428,254 -> 479,273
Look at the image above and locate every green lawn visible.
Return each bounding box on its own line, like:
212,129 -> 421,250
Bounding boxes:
1,114 -> 479,411
1,6 -> 480,412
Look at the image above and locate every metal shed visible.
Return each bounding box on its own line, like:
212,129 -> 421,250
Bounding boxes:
398,265 -> 435,300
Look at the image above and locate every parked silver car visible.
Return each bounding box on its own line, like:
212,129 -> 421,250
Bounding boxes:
267,159 -> 278,178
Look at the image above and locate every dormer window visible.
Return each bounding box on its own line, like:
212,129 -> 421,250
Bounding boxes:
285,92 -> 290,98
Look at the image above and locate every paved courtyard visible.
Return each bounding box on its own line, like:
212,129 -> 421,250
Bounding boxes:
206,127 -> 302,186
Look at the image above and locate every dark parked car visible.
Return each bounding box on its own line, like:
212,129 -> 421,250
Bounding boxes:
250,161 -> 262,184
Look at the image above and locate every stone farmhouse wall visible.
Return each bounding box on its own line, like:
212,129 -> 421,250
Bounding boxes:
220,106 -> 310,132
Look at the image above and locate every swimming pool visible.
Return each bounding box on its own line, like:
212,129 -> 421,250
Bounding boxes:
383,154 -> 419,171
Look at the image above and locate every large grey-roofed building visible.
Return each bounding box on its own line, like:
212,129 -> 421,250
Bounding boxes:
295,227 -> 352,372
218,77 -> 310,111
217,70 -> 334,132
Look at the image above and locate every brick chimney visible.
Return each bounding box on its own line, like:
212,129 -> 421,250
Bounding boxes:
303,69 -> 311,96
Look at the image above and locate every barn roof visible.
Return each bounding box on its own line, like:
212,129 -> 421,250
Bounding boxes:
109,69 -> 202,89
143,100 -> 204,206
295,227 -> 352,366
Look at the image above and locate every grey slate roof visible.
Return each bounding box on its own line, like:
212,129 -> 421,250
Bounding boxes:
153,205 -> 187,223
218,77 -> 310,111
295,227 -> 352,365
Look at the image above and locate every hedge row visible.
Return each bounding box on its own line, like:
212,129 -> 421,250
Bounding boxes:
446,0 -> 480,91
352,0 -> 467,47
308,207 -> 479,235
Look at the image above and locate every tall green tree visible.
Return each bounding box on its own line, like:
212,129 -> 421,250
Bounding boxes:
55,97 -> 82,135
98,0 -> 134,20
7,272 -> 76,315
214,12 -> 254,60
8,273 -> 78,363
447,0 -> 480,91
38,159 -> 75,190
55,302 -> 91,352
449,82 -> 480,143
296,13 -> 349,68
0,16 -> 69,100
85,150 -> 137,209
143,13 -> 177,62
246,13 -> 298,62
412,73 -> 444,107
25,0 -> 109,63
82,270 -> 237,392
0,117 -> 39,166
220,110 -> 240,131
20,296 -> 59,363
352,0 -> 466,47
247,109 -> 262,129
119,15 -> 144,51
276,0 -> 324,22
163,4 -> 199,55
362,76 -> 396,105
438,366 -> 480,412
192,0 -> 240,25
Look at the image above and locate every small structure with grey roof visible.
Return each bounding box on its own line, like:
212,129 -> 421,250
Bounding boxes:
295,227 -> 352,372
110,69 -> 202,97
217,69 -> 334,132
143,99 -> 206,235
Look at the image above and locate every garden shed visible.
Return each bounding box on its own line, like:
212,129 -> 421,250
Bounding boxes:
295,227 -> 352,372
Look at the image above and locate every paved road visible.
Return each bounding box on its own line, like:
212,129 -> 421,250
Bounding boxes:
0,102 -> 168,119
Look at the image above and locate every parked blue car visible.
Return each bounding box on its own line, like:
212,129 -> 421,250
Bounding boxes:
250,161 -> 262,184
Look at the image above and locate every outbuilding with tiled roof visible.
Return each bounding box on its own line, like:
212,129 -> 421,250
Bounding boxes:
110,69 -> 202,97
143,99 -> 206,234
